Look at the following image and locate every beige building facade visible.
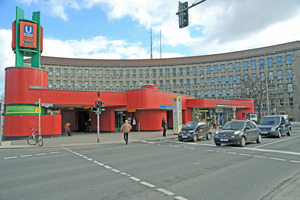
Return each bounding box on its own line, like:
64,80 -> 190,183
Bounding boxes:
25,41 -> 300,121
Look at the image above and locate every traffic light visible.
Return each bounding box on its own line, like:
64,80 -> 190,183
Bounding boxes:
100,101 -> 105,112
178,1 -> 189,28
95,100 -> 100,108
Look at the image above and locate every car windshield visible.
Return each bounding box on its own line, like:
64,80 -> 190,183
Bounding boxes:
222,121 -> 244,130
183,121 -> 198,129
259,117 -> 280,125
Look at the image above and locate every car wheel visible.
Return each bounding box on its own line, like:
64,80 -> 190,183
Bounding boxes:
256,134 -> 262,143
240,137 -> 246,147
193,134 -> 198,142
287,128 -> 292,136
215,143 -> 221,146
178,138 -> 183,141
206,132 -> 212,140
277,130 -> 282,138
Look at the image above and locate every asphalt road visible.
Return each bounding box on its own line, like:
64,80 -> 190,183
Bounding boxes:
1,125 -> 300,200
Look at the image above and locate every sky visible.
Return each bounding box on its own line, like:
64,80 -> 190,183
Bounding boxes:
1,0 -> 300,98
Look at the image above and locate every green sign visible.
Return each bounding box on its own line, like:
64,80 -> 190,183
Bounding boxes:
6,105 -> 45,115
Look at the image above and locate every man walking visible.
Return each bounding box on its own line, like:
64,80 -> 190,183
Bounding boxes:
121,120 -> 132,145
85,118 -> 92,134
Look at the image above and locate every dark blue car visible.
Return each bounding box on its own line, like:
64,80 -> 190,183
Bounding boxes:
258,115 -> 292,138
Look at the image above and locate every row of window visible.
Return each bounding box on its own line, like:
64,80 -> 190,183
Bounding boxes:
45,55 -> 292,78
49,79 -> 294,94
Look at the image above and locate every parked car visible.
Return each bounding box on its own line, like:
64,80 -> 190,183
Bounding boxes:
178,121 -> 212,142
214,120 -> 262,147
258,115 -> 292,138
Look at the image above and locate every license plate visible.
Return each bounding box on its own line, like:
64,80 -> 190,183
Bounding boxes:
182,135 -> 188,139
220,138 -> 229,142
261,132 -> 268,134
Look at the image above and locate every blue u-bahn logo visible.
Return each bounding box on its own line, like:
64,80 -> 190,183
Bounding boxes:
24,25 -> 33,37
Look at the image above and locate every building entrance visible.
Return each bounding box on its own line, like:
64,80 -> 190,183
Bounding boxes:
115,111 -> 126,132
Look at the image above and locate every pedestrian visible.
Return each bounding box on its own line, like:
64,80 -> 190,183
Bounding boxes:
132,117 -> 137,131
85,118 -> 92,134
162,117 -> 167,137
216,117 -> 219,129
120,120 -> 132,145
64,123 -> 71,136
212,116 -> 216,129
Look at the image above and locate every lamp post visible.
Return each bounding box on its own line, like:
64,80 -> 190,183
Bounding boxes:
265,74 -> 270,115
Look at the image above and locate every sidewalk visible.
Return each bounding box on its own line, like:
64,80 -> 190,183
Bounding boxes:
0,130 -> 179,149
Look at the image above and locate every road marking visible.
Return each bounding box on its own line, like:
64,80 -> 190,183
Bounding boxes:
241,147 -> 300,156
290,160 -> 300,164
104,165 -> 112,169
3,156 -> 17,160
227,152 -> 237,155
157,188 -> 174,196
270,157 -> 285,161
111,169 -> 120,173
253,155 -> 267,159
140,181 -> 155,188
36,153 -> 47,156
254,135 -> 300,149
49,152 -> 60,154
130,176 -> 141,182
175,196 -> 189,200
239,153 -> 251,157
21,155 -> 32,158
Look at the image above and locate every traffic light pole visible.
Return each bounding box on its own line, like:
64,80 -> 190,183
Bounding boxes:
176,0 -> 206,15
97,93 -> 100,143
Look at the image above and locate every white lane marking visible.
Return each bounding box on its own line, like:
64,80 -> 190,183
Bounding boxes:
227,152 -> 237,155
253,155 -> 267,159
21,155 -> 32,158
130,176 -> 141,182
157,188 -> 174,196
4,156 -> 17,160
290,160 -> 300,164
111,169 -> 120,173
239,153 -> 251,157
86,158 -> 93,161
270,157 -> 285,162
49,152 -> 60,154
36,153 -> 47,156
104,165 -> 112,169
241,147 -> 300,156
140,181 -> 156,188
175,196 -> 189,200
254,135 -> 300,149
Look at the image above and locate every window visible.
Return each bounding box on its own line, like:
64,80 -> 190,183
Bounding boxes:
279,98 -> 284,107
243,61 -> 248,70
193,90 -> 197,97
287,69 -> 292,78
139,69 -> 143,78
287,84 -> 293,93
229,76 -> 233,84
206,66 -> 211,74
99,70 -> 103,77
78,69 -> 82,78
277,70 -> 283,80
180,79 -> 184,87
193,78 -> 197,87
106,81 -> 110,89
113,81 -> 116,89
84,69 -> 88,78
71,69 -> 75,77
251,60 -> 256,69
159,69 -> 163,77
186,79 -> 190,87
289,97 -> 294,107
237,75 -> 241,83
166,80 -> 170,88
126,69 -> 130,78
119,70 -> 123,78
49,80 -> 53,89
119,81 -> 123,89
193,66 -> 197,75
173,80 -> 177,88
236,62 -> 240,71
71,81 -> 75,89
237,88 -> 241,96
277,56 -> 282,66
112,70 -> 117,78
92,69 -> 96,78
56,68 -> 61,77
172,68 -> 176,76
199,66 -> 204,74
215,89 -> 219,97
251,73 -> 257,81
229,88 -> 234,97
221,76 -> 226,85
214,65 -> 218,73
268,58 -> 273,67
126,81 -> 130,89
105,70 -> 110,78
133,81 -> 137,88
200,78 -> 204,87
201,90 -> 205,98
268,71 -> 274,80
85,81 -> 89,90
207,77 -> 211,86
63,80 -> 68,89
132,69 -> 136,78
260,59 -> 264,68
260,72 -> 265,81
228,63 -> 233,72
92,81 -> 96,90
165,68 -> 170,76
99,81 -> 103,90
186,67 -> 190,75
244,74 -> 248,82
146,69 -> 150,77
222,89 -> 226,97
214,77 -> 218,85
269,85 -> 275,94
49,68 -> 53,76
207,90 -> 212,98
270,99 -> 276,107
286,55 -> 291,64
78,81 -> 82,89
152,69 -> 157,77
179,68 -> 183,76
278,84 -> 284,94
64,69 -> 68,77
221,64 -> 225,73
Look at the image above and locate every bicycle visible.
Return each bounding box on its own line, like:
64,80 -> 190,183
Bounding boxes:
27,128 -> 43,146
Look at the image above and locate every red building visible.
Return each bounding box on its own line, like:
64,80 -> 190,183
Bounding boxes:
3,67 -> 254,137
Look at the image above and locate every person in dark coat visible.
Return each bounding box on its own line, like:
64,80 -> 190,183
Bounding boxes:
162,117 -> 167,137
85,118 -> 92,134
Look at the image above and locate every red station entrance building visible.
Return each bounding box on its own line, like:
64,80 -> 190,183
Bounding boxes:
3,67 -> 255,137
